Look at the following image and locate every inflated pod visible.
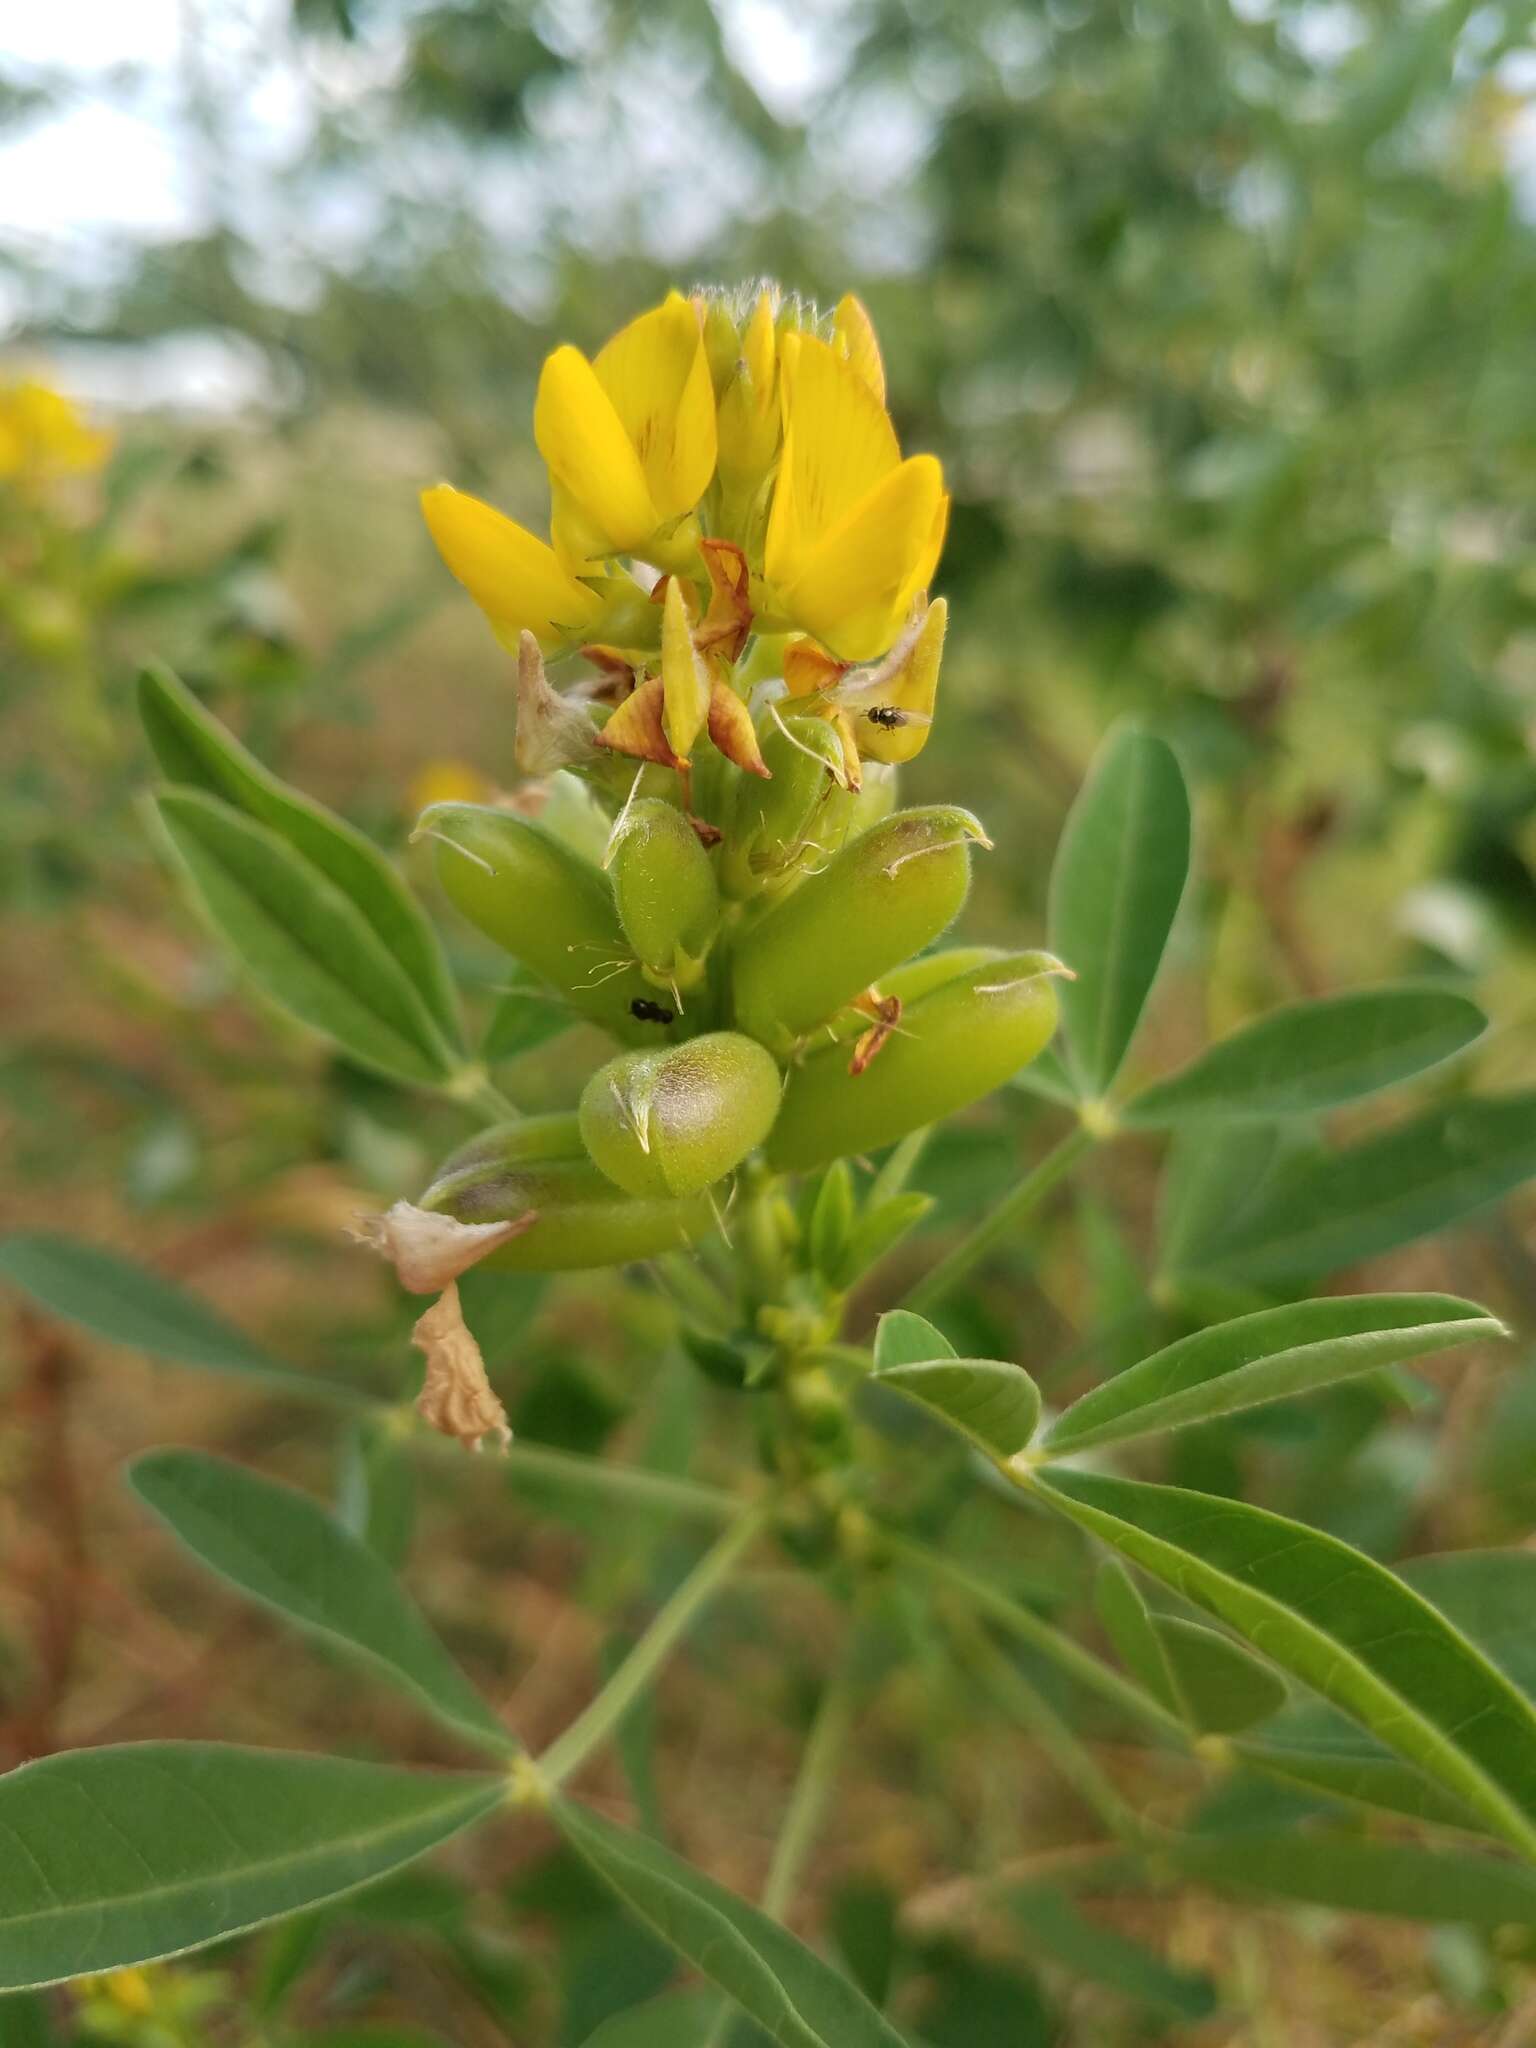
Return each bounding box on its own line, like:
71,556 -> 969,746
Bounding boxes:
421,801 -> 655,1042
730,806 -> 987,1052
608,798 -> 720,991
765,951 -> 1061,1172
720,711 -> 853,898
428,1112 -> 585,1179
580,1031 -> 782,1198
421,1131 -> 714,1271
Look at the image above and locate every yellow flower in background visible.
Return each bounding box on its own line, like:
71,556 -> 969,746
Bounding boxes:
759,331 -> 947,662
420,483 -> 603,651
0,377 -> 112,484
535,290 -> 716,569
407,756 -> 492,814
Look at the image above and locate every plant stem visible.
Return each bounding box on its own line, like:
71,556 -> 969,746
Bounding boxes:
761,1632 -> 861,1920
498,1439 -> 741,1522
538,1505 -> 766,1789
888,1533 -> 1186,1743
898,1124 -> 1095,1318
960,1618 -> 1148,1845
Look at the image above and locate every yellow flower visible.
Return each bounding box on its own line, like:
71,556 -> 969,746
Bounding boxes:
535,291 -> 716,569
420,484 -> 604,651
760,332 -> 947,662
0,377 -> 112,483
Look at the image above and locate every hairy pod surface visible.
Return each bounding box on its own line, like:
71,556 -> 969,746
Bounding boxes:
421,801 -> 656,1041
607,797 -> 720,989
421,1136 -> 713,1270
721,711 -> 852,897
766,950 -> 1061,1171
731,806 -> 987,1051
580,1031 -> 782,1197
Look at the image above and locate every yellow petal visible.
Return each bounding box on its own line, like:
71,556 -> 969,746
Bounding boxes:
420,485 -> 602,648
592,291 -> 717,524
854,597 -> 946,766
833,293 -> 886,405
782,454 -> 947,662
535,345 -> 658,553
661,574 -> 710,760
764,334 -> 900,592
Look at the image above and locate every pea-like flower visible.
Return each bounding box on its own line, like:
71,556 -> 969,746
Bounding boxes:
0,377 -> 112,486
535,290 -> 717,571
758,332 -> 948,662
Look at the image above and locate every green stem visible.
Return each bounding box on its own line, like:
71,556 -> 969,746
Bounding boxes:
898,1125 -> 1095,1318
538,1506 -> 766,1789
761,1632 -> 861,1919
888,1533 -> 1186,1744
498,1439 -> 741,1522
958,1616 -> 1148,1845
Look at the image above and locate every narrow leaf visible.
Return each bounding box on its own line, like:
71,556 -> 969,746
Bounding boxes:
1400,1551 -> 1536,1703
1094,1560 -> 1178,1714
140,664 -> 461,1046
129,1451 -> 514,1755
1197,1094 -> 1536,1284
1235,1706 -> 1485,1831
483,968 -> 571,1063
1008,1885 -> 1215,2019
1047,727 -> 1190,1096
1124,986 -> 1486,1126
1037,1470 -> 1536,1858
554,1801 -> 912,2048
1173,1830 -> 1536,1928
153,790 -> 456,1087
0,1744 -> 503,1990
1045,1294 -> 1503,1454
0,1234 -> 365,1409
873,1359 -> 1040,1460
1155,1618 -> 1287,1735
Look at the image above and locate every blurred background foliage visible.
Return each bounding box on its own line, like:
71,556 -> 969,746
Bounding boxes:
4,1 -> 1536,2041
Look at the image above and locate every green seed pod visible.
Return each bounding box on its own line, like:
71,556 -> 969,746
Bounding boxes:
765,951 -> 1062,1172
721,711 -> 853,898
608,798 -> 720,992
847,762 -> 899,834
580,1031 -> 782,1198
421,801 -> 655,1042
428,1112 -> 585,1181
822,946 -> 1006,1042
731,806 -> 988,1052
421,1138 -> 714,1272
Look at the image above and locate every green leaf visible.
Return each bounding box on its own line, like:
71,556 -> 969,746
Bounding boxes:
1123,986 -> 1486,1126
553,1801 -> 913,2048
1037,1470 -> 1536,1858
579,1989 -> 722,2045
872,1309 -> 955,1369
1156,1618 -> 1287,1735
1047,727 -> 1190,1097
841,1192 -> 934,1286
139,664 -> 461,1047
1008,1885 -> 1215,2019
1094,1560 -> 1178,1713
1234,1707 -> 1484,1831
483,967 -> 572,1063
1172,1830 -> 1536,1928
152,789 -> 457,1088
0,1234 -> 366,1409
1045,1294 -> 1503,1454
1196,1094 -> 1536,1285
874,1359 -> 1040,1460
1400,1551 -> 1536,1702
128,1450 -> 514,1756
0,1744 -> 503,1990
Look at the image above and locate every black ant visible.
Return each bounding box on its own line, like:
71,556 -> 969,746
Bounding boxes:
630,997 -> 676,1025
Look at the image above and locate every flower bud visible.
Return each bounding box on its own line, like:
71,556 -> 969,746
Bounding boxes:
731,806 -> 988,1051
420,802 -> 657,1042
765,951 -> 1062,1172
421,1128 -> 714,1270
721,709 -> 854,898
579,1031 -> 782,1198
607,797 -> 720,990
